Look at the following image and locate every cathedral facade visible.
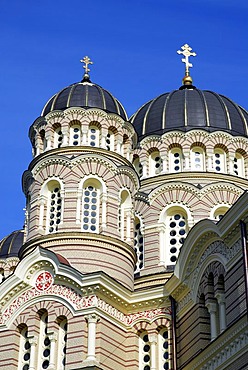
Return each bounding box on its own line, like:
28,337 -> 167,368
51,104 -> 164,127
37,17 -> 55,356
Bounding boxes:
0,48 -> 247,369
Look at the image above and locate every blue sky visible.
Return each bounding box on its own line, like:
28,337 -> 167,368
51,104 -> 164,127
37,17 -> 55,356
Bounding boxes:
0,0 -> 248,239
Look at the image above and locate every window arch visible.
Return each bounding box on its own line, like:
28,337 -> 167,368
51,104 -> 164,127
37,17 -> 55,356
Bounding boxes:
134,216 -> 144,273
40,179 -> 63,234
169,147 -> 182,173
79,176 -> 107,233
139,332 -> 151,370
70,123 -> 81,146
149,150 -> 162,176
191,146 -> 205,171
233,151 -> 244,177
198,268 -> 227,341
119,190 -> 132,242
213,148 -> 226,173
159,205 -> 190,266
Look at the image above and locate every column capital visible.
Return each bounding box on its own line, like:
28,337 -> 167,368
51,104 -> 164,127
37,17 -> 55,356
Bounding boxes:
48,332 -> 58,342
29,336 -> 38,346
205,301 -> 217,314
148,334 -> 158,344
85,313 -> 100,324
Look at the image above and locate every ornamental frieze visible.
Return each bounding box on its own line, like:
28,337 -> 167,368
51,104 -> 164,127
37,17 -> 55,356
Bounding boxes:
0,284 -> 170,327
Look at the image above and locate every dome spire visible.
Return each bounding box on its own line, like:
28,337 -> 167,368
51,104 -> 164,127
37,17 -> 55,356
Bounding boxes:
80,55 -> 93,82
177,44 -> 196,88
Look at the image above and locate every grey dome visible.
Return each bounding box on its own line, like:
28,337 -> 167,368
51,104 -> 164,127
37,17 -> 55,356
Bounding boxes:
0,230 -> 24,259
42,78 -> 128,120
131,88 -> 248,140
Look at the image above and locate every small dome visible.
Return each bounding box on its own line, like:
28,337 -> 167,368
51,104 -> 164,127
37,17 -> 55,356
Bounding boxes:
0,230 -> 24,259
131,88 -> 248,140
42,78 -> 128,120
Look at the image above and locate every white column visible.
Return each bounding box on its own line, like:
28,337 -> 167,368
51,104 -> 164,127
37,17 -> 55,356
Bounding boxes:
140,160 -> 148,178
158,225 -> 166,265
29,336 -> 38,370
61,126 -> 69,146
82,127 -> 88,145
184,152 -> 190,170
126,209 -> 132,242
206,302 -> 218,340
101,194 -> 107,229
38,198 -> 46,230
85,314 -> 100,362
216,293 -> 226,332
207,154 -> 213,171
76,191 -> 82,224
161,155 -> 168,173
48,333 -> 57,369
148,334 -> 157,370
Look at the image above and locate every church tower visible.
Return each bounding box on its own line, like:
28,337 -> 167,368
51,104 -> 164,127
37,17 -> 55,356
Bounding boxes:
0,47 -> 247,370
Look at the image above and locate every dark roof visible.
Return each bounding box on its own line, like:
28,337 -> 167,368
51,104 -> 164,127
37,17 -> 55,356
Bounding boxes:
42,79 -> 128,120
0,230 -> 24,259
131,88 -> 248,140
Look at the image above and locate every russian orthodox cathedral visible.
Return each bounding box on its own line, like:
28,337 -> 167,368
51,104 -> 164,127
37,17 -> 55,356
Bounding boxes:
0,45 -> 247,369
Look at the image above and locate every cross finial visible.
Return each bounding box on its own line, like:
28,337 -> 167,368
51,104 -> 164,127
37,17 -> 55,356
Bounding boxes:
177,44 -> 196,76
80,56 -> 93,80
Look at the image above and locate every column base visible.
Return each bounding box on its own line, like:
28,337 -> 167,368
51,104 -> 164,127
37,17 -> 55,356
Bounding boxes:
73,358 -> 102,370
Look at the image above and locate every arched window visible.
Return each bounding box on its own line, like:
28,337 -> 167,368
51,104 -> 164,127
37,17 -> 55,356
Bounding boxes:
158,328 -> 170,370
57,317 -> 67,369
169,148 -> 182,173
191,146 -> 205,171
37,311 -> 51,369
82,184 -> 99,232
166,209 -> 187,264
212,205 -> 229,221
54,126 -> 63,148
106,128 -> 115,151
149,150 -> 162,176
88,125 -> 100,147
39,180 -> 63,234
213,148 -> 226,173
40,129 -> 47,151
47,183 -> 62,233
159,206 -> 189,266
233,152 -> 244,177
134,216 -> 144,273
70,123 -> 81,146
18,325 -> 31,370
133,157 -> 143,177
119,190 -> 132,242
139,332 -> 151,370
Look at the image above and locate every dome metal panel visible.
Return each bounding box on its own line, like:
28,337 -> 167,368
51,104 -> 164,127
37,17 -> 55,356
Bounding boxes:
0,230 -> 24,259
42,81 -> 128,120
131,88 -> 248,139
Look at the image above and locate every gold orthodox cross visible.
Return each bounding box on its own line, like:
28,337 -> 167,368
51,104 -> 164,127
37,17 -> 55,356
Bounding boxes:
80,56 -> 93,74
177,44 -> 196,75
